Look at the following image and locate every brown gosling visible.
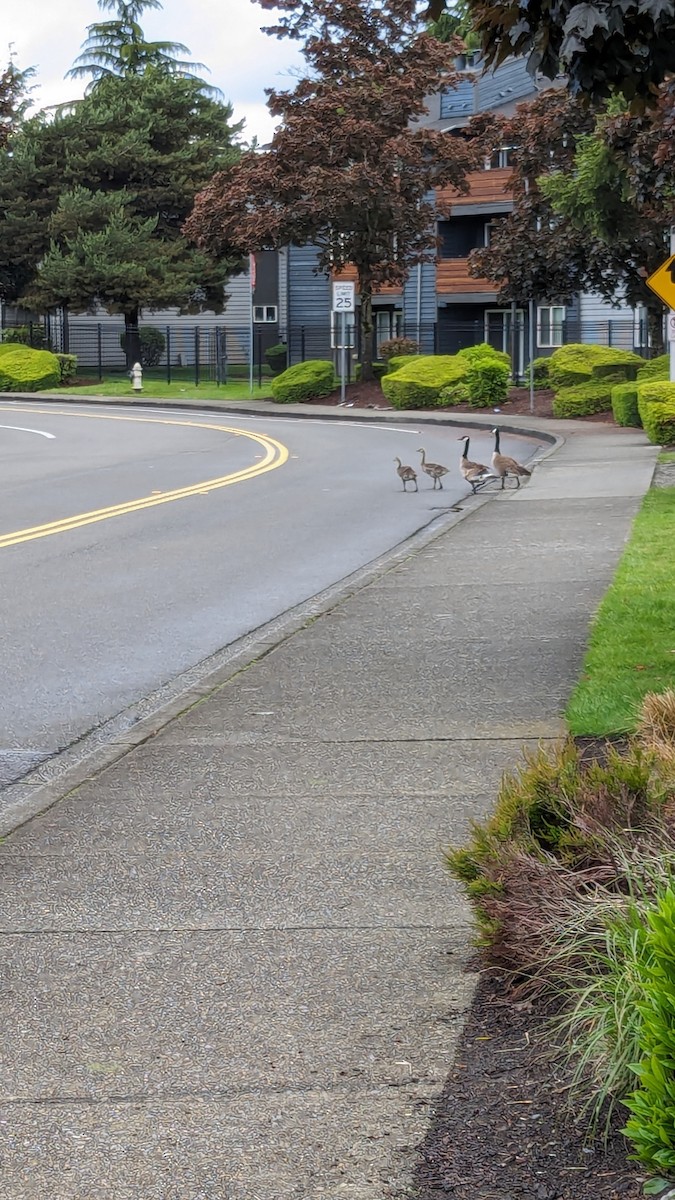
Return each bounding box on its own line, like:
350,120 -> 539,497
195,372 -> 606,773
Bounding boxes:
457,435 -> 496,494
394,456 -> 418,492
490,427 -> 532,490
417,447 -> 449,490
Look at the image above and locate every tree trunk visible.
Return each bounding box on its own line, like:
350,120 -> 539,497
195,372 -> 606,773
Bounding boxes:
359,284 -> 374,382
124,308 -> 141,370
647,303 -> 665,358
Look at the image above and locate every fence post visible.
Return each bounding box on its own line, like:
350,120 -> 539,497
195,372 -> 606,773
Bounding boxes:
222,331 -> 228,384
300,326 -> 306,362
62,309 -> 70,354
166,326 -> 171,385
97,324 -> 103,381
433,323 -> 438,355
257,332 -> 263,388
608,320 -> 613,348
195,327 -> 200,387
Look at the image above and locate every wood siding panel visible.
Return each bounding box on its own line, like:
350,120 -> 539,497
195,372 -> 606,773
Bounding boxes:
436,258 -> 497,294
436,168 -> 513,210
332,265 -> 402,297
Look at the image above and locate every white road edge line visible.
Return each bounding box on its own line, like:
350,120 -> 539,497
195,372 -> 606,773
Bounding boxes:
0,424 -> 55,439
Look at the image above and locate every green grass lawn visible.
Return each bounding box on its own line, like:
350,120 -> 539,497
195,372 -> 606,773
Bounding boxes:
59,378 -> 275,402
658,450 -> 675,464
566,487 -> 675,735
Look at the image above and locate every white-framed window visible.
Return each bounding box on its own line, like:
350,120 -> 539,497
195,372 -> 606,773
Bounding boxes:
331,311 -> 355,349
484,221 -> 493,247
484,147 -> 515,170
253,305 -> 277,323
376,309 -> 403,352
537,305 -> 565,347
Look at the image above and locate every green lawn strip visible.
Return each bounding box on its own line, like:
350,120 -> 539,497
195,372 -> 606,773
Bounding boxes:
566,487 -> 675,736
658,450 -> 675,463
58,379 -> 275,401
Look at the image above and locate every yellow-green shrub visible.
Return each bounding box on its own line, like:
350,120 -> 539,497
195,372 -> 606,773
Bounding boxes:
638,382 -> 675,444
0,347 -> 61,391
552,381 -> 613,418
637,355 -> 669,383
381,355 -> 468,409
271,359 -> 336,403
549,344 -> 644,392
611,382 -> 641,427
457,342 -> 511,368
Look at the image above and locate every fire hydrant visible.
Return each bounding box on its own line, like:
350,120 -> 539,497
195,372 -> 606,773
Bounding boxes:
130,361 -> 143,392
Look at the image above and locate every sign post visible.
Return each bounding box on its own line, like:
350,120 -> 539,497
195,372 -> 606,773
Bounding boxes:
645,240 -> 675,382
332,281 -> 355,405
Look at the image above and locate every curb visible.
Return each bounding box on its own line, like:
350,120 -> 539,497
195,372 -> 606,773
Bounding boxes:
2,390 -> 561,447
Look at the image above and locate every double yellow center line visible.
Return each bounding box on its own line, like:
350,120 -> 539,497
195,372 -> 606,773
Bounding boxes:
0,407 -> 289,549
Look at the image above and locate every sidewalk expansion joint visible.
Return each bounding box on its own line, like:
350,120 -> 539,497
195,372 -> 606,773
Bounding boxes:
0,922 -> 465,937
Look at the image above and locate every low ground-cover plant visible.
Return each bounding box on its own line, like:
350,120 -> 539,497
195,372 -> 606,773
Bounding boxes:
567,488 -> 675,735
271,359 -> 336,403
552,381 -> 613,418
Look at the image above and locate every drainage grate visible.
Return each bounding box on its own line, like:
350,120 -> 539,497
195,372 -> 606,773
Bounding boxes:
0,749 -> 51,789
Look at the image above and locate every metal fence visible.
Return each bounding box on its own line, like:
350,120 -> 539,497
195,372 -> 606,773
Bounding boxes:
0,313 -> 661,386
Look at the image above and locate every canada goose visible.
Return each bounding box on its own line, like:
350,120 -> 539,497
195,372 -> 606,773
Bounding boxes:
457,436 -> 495,494
394,457 -> 418,492
490,427 -> 532,489
417,447 -> 449,489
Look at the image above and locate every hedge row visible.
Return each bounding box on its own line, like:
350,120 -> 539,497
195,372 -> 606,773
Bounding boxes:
552,381 -> 614,418
638,382 -> 675,444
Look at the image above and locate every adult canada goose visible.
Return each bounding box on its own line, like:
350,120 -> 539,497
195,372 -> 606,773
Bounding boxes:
394,457 -> 418,492
457,436 -> 495,494
490,427 -> 532,489
417,447 -> 449,489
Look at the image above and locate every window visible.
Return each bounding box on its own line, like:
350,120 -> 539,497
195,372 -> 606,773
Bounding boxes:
331,311 -> 355,349
537,305 -> 565,347
485,147 -> 515,170
439,217 -> 486,258
253,305 -> 277,323
376,310 -> 403,352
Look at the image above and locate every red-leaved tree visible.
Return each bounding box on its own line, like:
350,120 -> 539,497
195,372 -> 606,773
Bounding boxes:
185,0 -> 483,380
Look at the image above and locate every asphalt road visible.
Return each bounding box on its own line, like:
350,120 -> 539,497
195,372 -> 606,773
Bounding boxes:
0,401 -> 537,777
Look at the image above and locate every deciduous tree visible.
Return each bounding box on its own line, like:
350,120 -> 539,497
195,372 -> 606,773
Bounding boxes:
185,0 -> 483,380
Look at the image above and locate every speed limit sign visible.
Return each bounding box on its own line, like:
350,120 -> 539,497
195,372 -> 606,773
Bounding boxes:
332,281 -> 355,312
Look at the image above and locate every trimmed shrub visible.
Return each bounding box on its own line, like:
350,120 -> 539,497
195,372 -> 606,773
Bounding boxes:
466,359 -> 509,408
2,324 -> 50,349
458,342 -> 511,368
549,344 -> 645,392
55,353 -> 78,384
355,361 -> 387,381
611,382 -> 641,427
271,359 -> 336,403
638,381 -> 675,442
120,325 -> 166,368
552,381 -> 613,418
381,354 -> 468,409
378,336 -> 419,362
0,347 -> 61,391
264,343 -> 288,374
528,356 -> 551,384
0,342 -> 31,356
386,354 -> 419,373
438,380 -> 471,406
637,354 -> 669,383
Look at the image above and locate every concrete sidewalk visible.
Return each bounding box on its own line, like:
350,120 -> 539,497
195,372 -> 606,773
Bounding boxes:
0,421 -> 656,1200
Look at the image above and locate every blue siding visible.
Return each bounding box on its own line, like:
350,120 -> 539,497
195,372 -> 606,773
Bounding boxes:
476,59 -> 537,113
440,79 -> 474,120
287,244 -> 333,363
403,262 -> 437,353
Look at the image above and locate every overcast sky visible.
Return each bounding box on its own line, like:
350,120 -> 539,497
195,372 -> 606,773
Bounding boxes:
4,0 -> 303,143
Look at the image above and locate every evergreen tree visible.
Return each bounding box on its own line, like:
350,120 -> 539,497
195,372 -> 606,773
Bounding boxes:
0,54 -> 34,150
0,70 -> 242,363
68,0 -> 217,96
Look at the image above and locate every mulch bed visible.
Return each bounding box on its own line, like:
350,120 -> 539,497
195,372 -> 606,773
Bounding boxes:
304,382 -> 620,426
412,971 -> 645,1200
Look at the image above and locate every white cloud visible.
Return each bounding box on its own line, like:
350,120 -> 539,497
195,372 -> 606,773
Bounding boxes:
4,0 -> 303,141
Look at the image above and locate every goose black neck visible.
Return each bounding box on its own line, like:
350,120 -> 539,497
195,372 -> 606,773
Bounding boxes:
462,437 -> 470,455
493,429 -> 501,453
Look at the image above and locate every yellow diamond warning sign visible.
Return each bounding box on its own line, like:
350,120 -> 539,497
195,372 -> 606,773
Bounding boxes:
646,254 -> 675,310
